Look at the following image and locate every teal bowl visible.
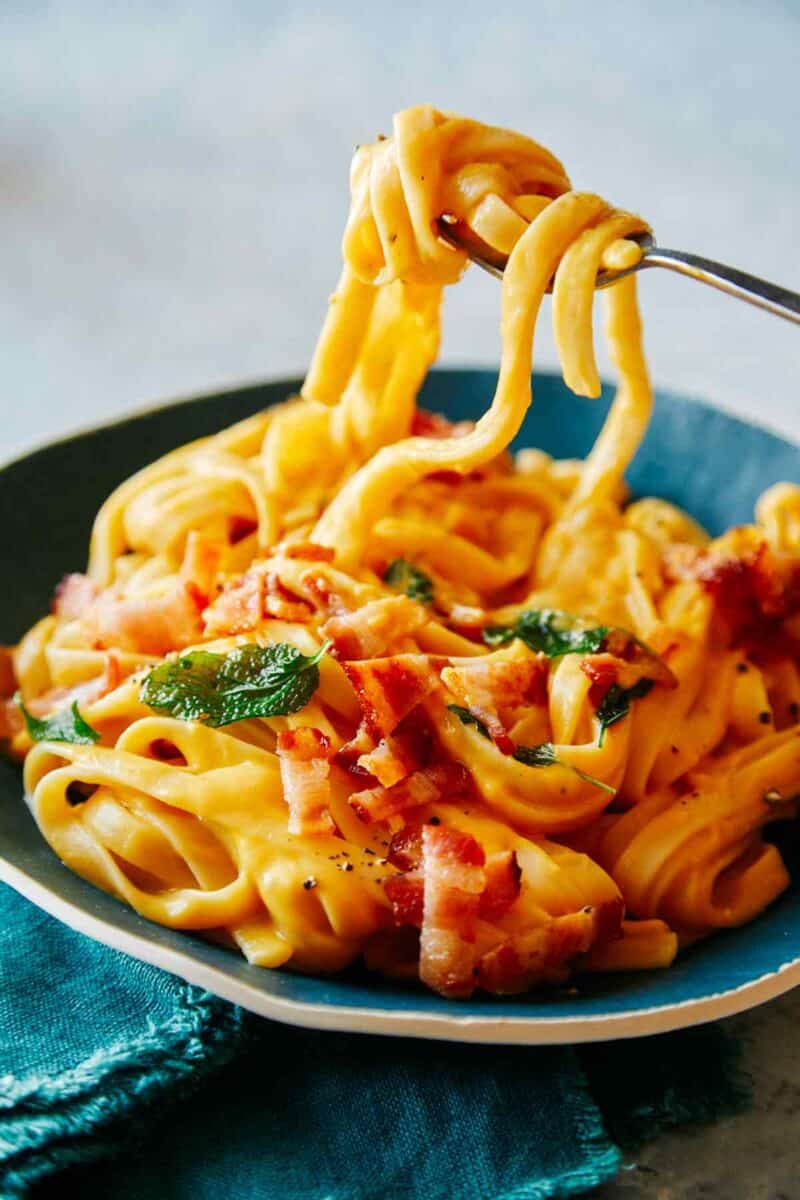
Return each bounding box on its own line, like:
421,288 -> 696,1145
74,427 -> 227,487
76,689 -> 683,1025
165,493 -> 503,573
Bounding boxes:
1,369 -> 798,1043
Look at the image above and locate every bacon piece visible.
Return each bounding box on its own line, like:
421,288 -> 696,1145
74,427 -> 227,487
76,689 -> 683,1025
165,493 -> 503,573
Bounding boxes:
0,700 -> 22,741
478,851 -> 522,922
276,727 -> 334,837
0,647 -> 16,699
323,596 -> 428,661
203,567 -> 264,636
25,652 -> 123,718
356,708 -> 435,787
363,926 -> 421,980
387,824 -> 424,872
349,762 -> 470,823
477,910 -> 595,995
204,565 -> 311,636
53,574 -> 99,621
581,655 -> 619,706
282,542 -> 335,562
419,825 -> 486,998
228,515 -> 258,545
665,539 -> 800,653
179,532 -> 223,605
342,654 -> 444,740
83,584 -> 204,656
441,654 -> 545,753
384,872 -> 424,927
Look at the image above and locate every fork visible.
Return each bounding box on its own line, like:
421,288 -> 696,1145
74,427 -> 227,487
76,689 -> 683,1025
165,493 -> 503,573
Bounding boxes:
438,221 -> 800,326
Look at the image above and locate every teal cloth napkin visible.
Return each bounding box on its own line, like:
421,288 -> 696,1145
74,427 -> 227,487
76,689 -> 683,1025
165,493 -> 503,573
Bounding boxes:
0,883 -> 746,1200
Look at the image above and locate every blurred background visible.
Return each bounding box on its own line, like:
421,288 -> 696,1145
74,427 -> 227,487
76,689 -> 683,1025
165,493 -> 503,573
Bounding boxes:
2,0 -> 799,460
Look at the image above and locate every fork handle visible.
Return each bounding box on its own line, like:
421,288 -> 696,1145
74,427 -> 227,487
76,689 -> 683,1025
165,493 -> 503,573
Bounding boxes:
638,246 -> 800,326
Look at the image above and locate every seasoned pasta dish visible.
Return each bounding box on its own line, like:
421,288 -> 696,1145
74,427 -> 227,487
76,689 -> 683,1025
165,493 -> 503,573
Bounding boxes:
3,106 -> 800,998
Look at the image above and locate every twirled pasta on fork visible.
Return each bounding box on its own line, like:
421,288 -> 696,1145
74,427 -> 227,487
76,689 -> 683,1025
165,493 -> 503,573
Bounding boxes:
3,106 -> 800,998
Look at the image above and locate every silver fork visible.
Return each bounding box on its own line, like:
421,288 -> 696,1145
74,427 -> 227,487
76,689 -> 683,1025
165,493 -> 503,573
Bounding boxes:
437,220 -> 800,326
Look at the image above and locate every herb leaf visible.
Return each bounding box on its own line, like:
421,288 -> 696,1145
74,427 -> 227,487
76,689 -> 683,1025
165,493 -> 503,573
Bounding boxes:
383,559 -> 434,605
18,697 -> 100,745
483,609 -> 608,658
140,641 -> 329,727
595,678 -> 654,746
513,740 -> 615,795
512,742 -> 558,767
447,704 -> 491,739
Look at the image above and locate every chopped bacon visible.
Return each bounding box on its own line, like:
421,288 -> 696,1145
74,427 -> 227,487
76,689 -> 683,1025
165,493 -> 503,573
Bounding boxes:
53,574 -> 99,621
282,541 -> 335,562
342,654 -> 444,740
83,584 -> 204,656
581,655 -> 619,706
0,700 -> 22,741
363,926 -> 421,980
349,762 -> 470,823
418,825 -> 486,998
411,409 -> 462,438
299,570 -> 345,613
384,872 -> 424,927
276,727 -> 334,837
387,824 -> 424,872
25,652 -> 123,718
323,596 -> 428,661
477,910 -> 596,995
0,647 -> 16,699
355,707 -> 434,787
478,851 -> 522,922
204,565 -> 312,636
665,539 -> 800,655
179,532 -> 223,605
441,653 -> 545,753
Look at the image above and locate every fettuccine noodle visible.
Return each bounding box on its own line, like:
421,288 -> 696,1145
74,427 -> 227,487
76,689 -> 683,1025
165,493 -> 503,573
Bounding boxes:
4,106 -> 799,997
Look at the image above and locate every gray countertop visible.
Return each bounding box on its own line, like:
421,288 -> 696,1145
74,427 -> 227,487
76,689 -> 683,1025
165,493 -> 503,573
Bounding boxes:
3,3 -> 800,1195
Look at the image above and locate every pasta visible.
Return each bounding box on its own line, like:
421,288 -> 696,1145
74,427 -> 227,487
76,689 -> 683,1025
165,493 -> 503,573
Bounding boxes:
3,105 -> 800,998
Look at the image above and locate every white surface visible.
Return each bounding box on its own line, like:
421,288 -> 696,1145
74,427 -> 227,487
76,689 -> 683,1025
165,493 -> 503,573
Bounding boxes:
4,850 -> 800,1045
2,0 -> 799,460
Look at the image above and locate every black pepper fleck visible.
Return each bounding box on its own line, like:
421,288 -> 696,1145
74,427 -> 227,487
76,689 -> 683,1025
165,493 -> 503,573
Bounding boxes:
302,877 -> 318,891
736,662 -> 749,674
427,816 -> 441,826
759,711 -> 772,725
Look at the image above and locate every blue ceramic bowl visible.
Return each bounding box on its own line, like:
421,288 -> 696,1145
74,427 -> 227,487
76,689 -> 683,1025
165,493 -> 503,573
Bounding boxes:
1,369 -> 798,1043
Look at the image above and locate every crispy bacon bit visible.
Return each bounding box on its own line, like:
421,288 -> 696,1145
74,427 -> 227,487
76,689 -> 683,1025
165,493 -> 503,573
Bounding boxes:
323,596 -> 428,661
589,896 -> 626,946
0,647 -> 16,699
349,763 -> 470,824
477,910 -> 595,995
387,824 -> 423,872
478,851 -> 522,922
665,539 -> 800,654
419,825 -> 486,998
342,654 -> 444,740
356,708 -> 434,787
83,584 -> 204,656
203,567 -> 263,636
276,727 -> 334,837
264,572 -> 314,622
581,656 -> 619,706
53,574 -> 99,620
299,570 -> 344,613
363,926 -> 421,980
441,654 -> 544,752
282,541 -> 335,563
411,409 -> 461,438
179,532 -> 223,605
23,652 -> 123,721
384,872 -> 424,927
357,735 -> 416,789
204,565 -> 312,636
